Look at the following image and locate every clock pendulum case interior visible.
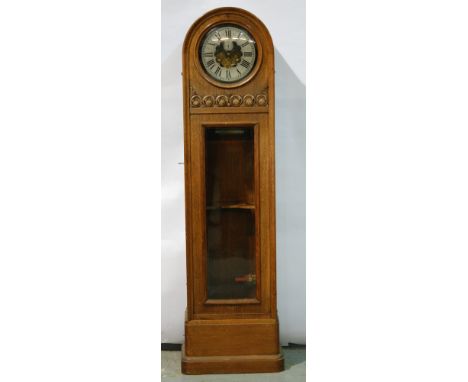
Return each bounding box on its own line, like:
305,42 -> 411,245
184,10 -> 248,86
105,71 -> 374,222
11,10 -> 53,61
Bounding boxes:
181,7 -> 284,374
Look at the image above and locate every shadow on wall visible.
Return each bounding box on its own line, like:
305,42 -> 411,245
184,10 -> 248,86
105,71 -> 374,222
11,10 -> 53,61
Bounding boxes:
274,48 -> 306,345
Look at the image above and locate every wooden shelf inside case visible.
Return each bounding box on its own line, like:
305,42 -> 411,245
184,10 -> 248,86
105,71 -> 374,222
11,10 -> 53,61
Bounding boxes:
206,204 -> 255,210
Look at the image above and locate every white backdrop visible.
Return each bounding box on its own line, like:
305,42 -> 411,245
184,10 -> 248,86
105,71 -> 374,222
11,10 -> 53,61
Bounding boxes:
162,0 -> 306,344
3,1 -> 468,381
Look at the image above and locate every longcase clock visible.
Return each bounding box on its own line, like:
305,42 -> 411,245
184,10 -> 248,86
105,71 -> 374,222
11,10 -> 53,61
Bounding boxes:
181,7 -> 283,374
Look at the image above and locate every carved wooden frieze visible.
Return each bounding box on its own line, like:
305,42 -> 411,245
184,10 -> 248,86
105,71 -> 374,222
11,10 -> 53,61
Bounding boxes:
190,86 -> 268,108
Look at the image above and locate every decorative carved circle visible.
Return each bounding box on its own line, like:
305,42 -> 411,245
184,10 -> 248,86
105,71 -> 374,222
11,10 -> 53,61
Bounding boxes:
190,88 -> 268,108
203,95 -> 214,107
229,95 -> 242,107
256,94 -> 267,106
216,95 -> 228,107
191,95 -> 201,107
243,94 -> 255,107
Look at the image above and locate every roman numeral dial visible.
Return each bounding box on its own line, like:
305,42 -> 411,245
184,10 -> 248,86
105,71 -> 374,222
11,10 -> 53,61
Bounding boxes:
199,24 -> 257,84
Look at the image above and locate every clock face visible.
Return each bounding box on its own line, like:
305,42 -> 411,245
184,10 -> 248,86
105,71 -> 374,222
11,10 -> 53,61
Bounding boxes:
199,24 -> 257,84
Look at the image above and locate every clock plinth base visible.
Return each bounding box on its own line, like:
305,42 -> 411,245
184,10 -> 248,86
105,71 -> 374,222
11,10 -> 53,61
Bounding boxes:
181,345 -> 284,374
181,317 -> 284,374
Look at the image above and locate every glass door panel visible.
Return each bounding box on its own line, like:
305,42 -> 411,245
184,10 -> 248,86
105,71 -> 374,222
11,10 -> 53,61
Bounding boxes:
205,127 -> 257,300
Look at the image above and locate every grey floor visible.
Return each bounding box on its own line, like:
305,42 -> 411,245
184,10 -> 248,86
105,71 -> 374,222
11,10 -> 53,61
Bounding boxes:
162,348 -> 306,382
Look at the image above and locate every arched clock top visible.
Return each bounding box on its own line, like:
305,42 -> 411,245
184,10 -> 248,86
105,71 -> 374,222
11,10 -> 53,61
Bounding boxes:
183,7 -> 274,95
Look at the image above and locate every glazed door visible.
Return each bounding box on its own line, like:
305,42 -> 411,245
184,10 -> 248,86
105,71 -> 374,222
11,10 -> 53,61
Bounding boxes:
189,113 -> 272,318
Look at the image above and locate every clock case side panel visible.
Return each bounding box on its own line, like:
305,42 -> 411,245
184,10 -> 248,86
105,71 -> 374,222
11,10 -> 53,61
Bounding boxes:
182,15 -> 195,321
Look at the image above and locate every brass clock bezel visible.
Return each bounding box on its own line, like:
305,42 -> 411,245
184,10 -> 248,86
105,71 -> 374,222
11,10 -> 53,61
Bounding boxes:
195,21 -> 263,89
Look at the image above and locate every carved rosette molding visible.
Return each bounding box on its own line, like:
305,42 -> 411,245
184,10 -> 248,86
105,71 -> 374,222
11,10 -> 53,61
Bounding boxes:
190,86 -> 268,108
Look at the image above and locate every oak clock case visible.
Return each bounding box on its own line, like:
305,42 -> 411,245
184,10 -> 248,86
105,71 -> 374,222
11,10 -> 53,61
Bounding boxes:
182,8 -> 283,374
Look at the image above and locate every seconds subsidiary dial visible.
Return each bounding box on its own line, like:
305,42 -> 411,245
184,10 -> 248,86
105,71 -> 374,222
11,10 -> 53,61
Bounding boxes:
199,24 -> 257,84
